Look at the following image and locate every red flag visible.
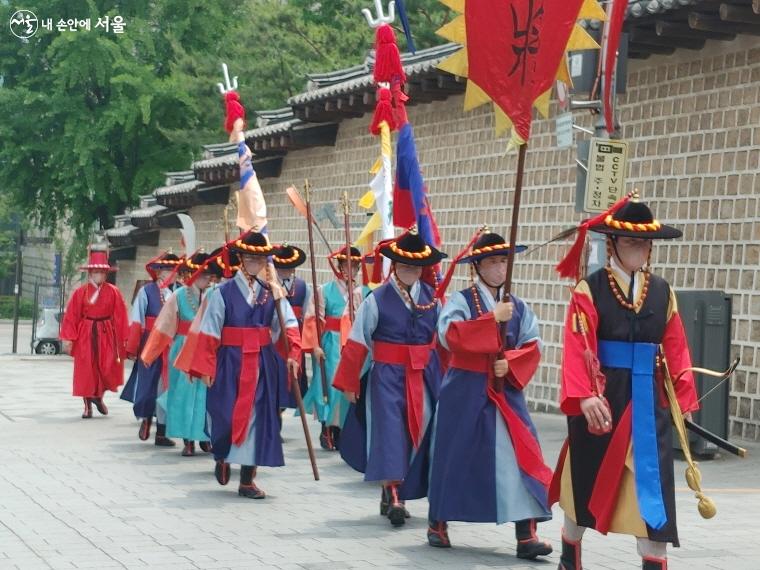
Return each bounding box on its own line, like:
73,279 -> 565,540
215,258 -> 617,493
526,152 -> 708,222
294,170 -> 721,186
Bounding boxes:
465,0 -> 585,141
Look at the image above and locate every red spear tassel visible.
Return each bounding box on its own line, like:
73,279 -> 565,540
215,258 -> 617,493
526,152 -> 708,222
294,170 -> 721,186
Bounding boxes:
555,193 -> 633,281
435,228 -> 486,299
224,91 -> 246,133
370,88 -> 396,135
374,24 -> 406,85
391,82 -> 409,127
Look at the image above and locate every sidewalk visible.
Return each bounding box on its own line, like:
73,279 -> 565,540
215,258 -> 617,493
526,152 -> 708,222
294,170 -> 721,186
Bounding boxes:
0,354 -> 757,569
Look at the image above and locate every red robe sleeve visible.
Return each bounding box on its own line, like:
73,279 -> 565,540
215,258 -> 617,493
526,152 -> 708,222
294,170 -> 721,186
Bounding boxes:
333,338 -> 369,394
60,286 -> 84,342
662,310 -> 699,413
126,322 -> 143,359
276,326 -> 303,363
505,340 -> 541,389
190,332 -> 220,378
141,297 -> 178,366
560,289 -> 600,416
445,313 -> 502,354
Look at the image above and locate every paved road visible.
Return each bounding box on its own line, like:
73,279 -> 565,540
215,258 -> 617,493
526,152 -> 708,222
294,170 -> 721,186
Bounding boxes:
0,354 -> 757,569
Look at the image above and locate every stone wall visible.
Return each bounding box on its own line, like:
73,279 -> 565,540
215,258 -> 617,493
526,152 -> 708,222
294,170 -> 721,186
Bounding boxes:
113,36 -> 760,440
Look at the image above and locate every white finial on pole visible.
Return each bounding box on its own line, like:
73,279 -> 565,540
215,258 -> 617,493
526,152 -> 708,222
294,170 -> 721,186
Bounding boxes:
362,0 -> 396,28
216,63 -> 238,95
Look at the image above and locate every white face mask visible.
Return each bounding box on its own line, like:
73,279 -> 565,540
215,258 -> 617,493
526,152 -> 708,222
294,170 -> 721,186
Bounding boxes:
242,256 -> 265,278
90,271 -> 107,285
477,258 -> 507,288
395,264 -> 422,287
194,274 -> 211,290
613,237 -> 652,273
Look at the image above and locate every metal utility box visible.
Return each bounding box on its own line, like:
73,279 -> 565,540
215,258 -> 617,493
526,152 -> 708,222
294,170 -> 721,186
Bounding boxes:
674,290 -> 733,457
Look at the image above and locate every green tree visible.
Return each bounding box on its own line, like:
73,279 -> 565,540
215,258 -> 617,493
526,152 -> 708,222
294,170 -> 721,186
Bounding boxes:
0,1 -> 451,241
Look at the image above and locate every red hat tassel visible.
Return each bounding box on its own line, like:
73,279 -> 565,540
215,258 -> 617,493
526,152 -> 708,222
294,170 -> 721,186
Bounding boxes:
159,261 -> 183,289
435,227 -> 486,299
221,246 -> 233,279
555,193 -> 633,282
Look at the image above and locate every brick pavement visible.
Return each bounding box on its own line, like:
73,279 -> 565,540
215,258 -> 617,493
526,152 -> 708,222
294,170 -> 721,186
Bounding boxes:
0,353 -> 757,570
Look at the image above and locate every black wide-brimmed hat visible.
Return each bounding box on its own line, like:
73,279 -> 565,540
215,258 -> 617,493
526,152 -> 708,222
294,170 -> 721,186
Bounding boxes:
273,243 -> 307,269
588,200 -> 681,239
145,251 -> 183,280
329,245 -> 362,262
457,231 -> 526,264
184,251 -> 212,273
228,228 -> 275,256
379,228 -> 447,267
146,251 -> 182,270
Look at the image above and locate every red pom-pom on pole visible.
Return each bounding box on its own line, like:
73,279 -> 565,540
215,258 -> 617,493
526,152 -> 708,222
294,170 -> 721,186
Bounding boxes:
370,88 -> 396,135
224,91 -> 246,133
373,24 -> 406,84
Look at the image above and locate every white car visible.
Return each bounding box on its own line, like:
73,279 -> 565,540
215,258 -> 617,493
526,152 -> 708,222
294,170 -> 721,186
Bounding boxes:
34,308 -> 62,355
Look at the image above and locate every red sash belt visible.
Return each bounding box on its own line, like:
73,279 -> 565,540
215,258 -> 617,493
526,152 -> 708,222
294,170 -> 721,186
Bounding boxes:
145,316 -> 157,332
220,326 -> 272,446
177,320 -> 192,336
451,351 -> 552,488
324,316 -> 342,332
373,340 -> 432,449
292,306 -> 303,319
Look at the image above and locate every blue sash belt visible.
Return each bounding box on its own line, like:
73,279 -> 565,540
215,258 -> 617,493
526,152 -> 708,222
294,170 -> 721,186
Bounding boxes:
598,339 -> 667,530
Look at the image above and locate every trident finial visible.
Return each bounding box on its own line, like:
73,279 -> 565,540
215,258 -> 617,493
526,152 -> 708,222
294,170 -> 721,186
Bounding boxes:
362,0 -> 396,28
216,63 -> 238,95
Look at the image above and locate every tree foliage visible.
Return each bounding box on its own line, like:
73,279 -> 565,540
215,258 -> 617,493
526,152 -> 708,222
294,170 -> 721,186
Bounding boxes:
0,0 -> 450,241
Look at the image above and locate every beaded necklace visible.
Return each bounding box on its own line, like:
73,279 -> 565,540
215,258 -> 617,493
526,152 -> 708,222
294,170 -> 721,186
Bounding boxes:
393,270 -> 437,312
184,285 -> 200,314
605,240 -> 651,311
240,267 -> 270,305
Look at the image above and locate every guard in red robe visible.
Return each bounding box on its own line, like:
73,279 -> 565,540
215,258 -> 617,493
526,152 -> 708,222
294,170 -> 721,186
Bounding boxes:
550,195 -> 698,570
60,247 -> 129,419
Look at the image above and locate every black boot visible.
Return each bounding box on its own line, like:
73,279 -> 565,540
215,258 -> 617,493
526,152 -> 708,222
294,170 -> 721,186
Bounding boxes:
427,520 -> 451,548
199,441 -> 212,453
81,398 -> 92,419
642,557 -> 667,570
515,519 -> 552,559
154,423 -> 176,447
558,534 -> 582,570
380,486 -> 390,516
181,440 -> 195,457
215,460 -> 230,486
90,397 -> 108,416
385,484 -> 406,527
138,417 -> 152,440
319,423 -> 335,451
330,426 -> 341,450
238,465 -> 265,499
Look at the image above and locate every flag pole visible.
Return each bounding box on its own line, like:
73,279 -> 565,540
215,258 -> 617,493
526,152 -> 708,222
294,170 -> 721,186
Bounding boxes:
271,290 -> 320,481
304,179 -> 331,406
494,143 -> 528,384
341,191 -> 356,324
503,143 -> 528,297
